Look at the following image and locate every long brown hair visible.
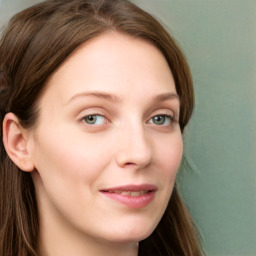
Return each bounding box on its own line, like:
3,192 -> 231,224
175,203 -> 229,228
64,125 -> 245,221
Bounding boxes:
0,0 -> 203,255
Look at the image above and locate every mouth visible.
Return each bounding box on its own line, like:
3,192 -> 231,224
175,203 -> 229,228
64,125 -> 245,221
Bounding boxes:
100,184 -> 157,209
104,190 -> 150,196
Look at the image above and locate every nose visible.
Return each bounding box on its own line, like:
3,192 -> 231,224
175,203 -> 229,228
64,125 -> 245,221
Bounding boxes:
115,123 -> 152,170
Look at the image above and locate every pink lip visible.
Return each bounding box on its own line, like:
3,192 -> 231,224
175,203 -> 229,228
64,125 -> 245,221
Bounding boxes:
100,184 -> 157,209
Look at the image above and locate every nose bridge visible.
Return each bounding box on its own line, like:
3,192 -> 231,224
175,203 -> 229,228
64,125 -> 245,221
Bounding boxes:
116,118 -> 152,169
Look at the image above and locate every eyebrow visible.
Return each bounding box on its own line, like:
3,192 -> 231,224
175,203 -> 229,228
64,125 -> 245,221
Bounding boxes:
66,91 -> 121,104
152,92 -> 180,103
66,91 -> 179,105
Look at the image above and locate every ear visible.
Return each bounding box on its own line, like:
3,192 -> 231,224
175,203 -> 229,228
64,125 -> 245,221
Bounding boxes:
3,113 -> 35,172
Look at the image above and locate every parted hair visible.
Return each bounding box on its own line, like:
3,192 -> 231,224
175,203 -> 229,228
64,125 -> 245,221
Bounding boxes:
0,0 -> 202,255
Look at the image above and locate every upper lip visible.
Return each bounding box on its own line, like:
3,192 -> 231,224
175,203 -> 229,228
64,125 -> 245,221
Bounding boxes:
100,184 -> 157,192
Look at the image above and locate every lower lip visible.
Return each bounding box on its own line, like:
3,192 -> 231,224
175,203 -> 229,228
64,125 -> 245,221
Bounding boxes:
100,191 -> 156,209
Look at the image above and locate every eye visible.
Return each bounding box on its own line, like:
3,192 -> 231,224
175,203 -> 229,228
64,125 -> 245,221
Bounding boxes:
83,115 -> 105,125
149,115 -> 173,126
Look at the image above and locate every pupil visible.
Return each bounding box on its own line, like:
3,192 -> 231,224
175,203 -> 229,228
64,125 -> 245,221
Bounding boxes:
87,115 -> 96,123
154,116 -> 164,125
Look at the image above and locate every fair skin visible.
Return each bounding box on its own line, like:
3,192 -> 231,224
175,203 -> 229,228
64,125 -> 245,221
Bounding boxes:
3,32 -> 182,256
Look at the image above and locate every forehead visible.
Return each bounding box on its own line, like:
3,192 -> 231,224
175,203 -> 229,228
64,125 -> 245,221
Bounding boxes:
40,32 -> 176,106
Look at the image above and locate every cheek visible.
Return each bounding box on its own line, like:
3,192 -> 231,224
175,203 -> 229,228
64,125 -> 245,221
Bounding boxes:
153,132 -> 183,203
31,126 -> 112,222
158,134 -> 183,177
32,125 -> 110,186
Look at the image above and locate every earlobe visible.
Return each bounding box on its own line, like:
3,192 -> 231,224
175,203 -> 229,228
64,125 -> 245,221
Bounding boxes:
3,113 -> 35,172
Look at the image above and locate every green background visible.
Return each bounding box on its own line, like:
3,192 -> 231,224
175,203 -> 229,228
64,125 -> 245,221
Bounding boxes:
1,1 -> 255,255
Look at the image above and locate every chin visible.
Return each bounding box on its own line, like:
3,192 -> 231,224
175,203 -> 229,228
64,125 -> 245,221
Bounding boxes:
105,219 -> 158,243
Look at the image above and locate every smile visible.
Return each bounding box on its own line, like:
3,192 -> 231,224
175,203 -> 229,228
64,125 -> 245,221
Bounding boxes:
108,190 -> 149,196
100,184 -> 157,208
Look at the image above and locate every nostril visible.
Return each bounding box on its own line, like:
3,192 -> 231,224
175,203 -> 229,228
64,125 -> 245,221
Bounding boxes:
125,162 -> 136,166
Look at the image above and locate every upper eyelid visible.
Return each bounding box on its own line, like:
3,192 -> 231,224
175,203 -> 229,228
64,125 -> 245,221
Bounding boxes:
148,109 -> 176,118
77,108 -> 109,119
68,94 -> 179,115
73,104 -> 119,120
75,106 -> 178,121
80,113 -> 108,122
149,113 -> 174,119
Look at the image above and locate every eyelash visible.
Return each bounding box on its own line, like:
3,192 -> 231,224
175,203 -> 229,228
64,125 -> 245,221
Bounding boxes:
81,113 -> 175,127
82,114 -> 108,125
148,114 -> 174,126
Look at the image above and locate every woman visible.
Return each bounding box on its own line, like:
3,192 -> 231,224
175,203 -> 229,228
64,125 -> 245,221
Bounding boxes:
0,0 -> 203,255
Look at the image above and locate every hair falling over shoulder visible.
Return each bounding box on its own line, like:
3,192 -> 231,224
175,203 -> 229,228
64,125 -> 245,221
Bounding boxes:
0,0 -> 204,255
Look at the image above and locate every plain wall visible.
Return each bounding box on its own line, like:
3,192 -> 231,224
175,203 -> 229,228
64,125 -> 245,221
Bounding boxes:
1,1 -> 255,255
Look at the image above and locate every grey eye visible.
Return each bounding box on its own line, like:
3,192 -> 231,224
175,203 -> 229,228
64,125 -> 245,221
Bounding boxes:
83,115 -> 105,125
150,115 -> 172,125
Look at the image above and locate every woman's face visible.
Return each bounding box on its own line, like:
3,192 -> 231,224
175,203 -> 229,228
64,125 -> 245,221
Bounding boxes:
30,32 -> 183,245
